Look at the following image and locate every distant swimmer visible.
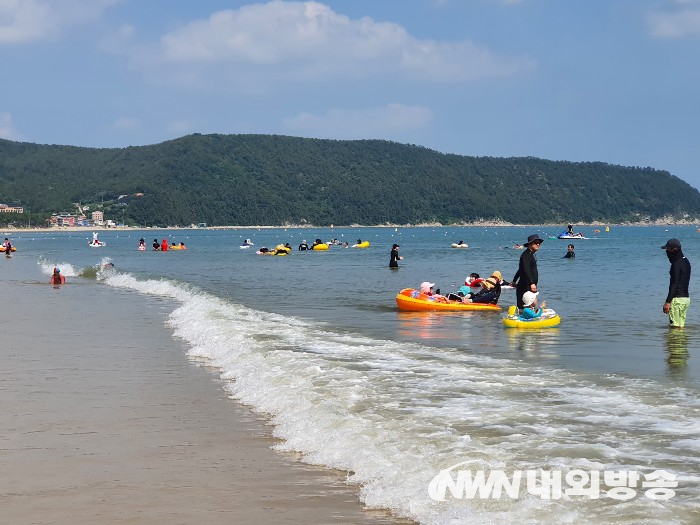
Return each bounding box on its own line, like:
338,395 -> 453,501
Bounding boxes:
152,238 -> 160,250
50,267 -> 65,285
564,244 -> 575,259
298,240 -> 309,251
389,243 -> 402,268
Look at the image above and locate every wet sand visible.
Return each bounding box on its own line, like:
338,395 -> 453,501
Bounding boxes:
0,258 -> 408,524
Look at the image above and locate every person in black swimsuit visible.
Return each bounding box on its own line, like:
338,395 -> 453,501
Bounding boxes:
511,234 -> 543,309
389,244 -> 402,268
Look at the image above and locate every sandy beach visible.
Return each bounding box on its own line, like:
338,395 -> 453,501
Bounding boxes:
3,215 -> 699,237
0,256 -> 407,525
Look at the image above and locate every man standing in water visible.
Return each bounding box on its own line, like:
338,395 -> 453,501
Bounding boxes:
511,234 -> 543,310
662,238 -> 691,328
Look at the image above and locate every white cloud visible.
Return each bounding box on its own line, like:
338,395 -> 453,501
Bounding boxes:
139,1 -> 534,86
0,0 -> 120,44
0,112 -> 23,140
112,117 -> 141,129
283,103 -> 433,138
431,0 -> 523,5
649,5 -> 700,37
166,120 -> 195,134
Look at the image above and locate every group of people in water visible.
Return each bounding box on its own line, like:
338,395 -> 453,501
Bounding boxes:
147,238 -> 186,251
422,270 -> 507,306
410,232 -> 552,318
297,238 -> 350,250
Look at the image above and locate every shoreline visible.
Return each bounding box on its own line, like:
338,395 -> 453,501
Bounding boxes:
0,257 -> 409,525
3,220 -> 700,234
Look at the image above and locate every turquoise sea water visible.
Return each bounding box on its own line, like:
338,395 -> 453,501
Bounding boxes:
13,225 -> 700,524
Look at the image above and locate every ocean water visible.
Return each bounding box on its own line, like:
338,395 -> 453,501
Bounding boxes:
16,225 -> 700,524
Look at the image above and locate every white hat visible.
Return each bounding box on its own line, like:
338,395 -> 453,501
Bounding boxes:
522,291 -> 539,307
420,282 -> 435,293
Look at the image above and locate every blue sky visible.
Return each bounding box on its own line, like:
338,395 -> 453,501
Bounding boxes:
2,0 -> 700,188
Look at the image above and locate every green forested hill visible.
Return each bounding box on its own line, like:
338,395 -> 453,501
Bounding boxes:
0,134 -> 698,226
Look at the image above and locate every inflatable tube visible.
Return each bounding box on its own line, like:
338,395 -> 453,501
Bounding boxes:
170,245 -> 186,250
502,308 -> 561,328
312,243 -> 329,251
138,245 -> 146,251
0,246 -> 16,252
395,288 -> 500,312
352,241 -> 370,248
257,248 -> 289,256
451,243 -> 469,248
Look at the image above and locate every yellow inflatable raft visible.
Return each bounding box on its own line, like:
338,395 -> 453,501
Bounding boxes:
312,243 -> 329,251
0,246 -> 16,252
353,241 -> 370,248
395,288 -> 500,312
502,306 -> 561,328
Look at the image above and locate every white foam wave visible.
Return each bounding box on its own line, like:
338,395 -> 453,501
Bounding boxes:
38,258 -> 80,277
102,272 -> 700,524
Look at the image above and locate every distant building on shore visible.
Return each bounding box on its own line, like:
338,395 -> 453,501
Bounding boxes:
50,212 -> 77,227
0,204 -> 24,213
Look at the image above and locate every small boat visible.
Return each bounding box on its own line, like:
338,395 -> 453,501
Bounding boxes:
89,241 -> 106,247
451,242 -> 469,248
396,288 -> 500,312
240,239 -> 254,248
502,306 -> 561,328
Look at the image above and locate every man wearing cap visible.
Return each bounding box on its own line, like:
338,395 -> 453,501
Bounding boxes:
389,243 -> 402,268
661,238 -> 691,328
511,234 -> 543,309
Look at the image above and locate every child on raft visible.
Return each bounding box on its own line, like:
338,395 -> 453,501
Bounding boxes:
420,282 -> 447,301
521,291 -> 546,319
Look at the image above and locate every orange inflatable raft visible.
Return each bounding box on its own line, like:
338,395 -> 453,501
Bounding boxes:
395,288 -> 500,312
